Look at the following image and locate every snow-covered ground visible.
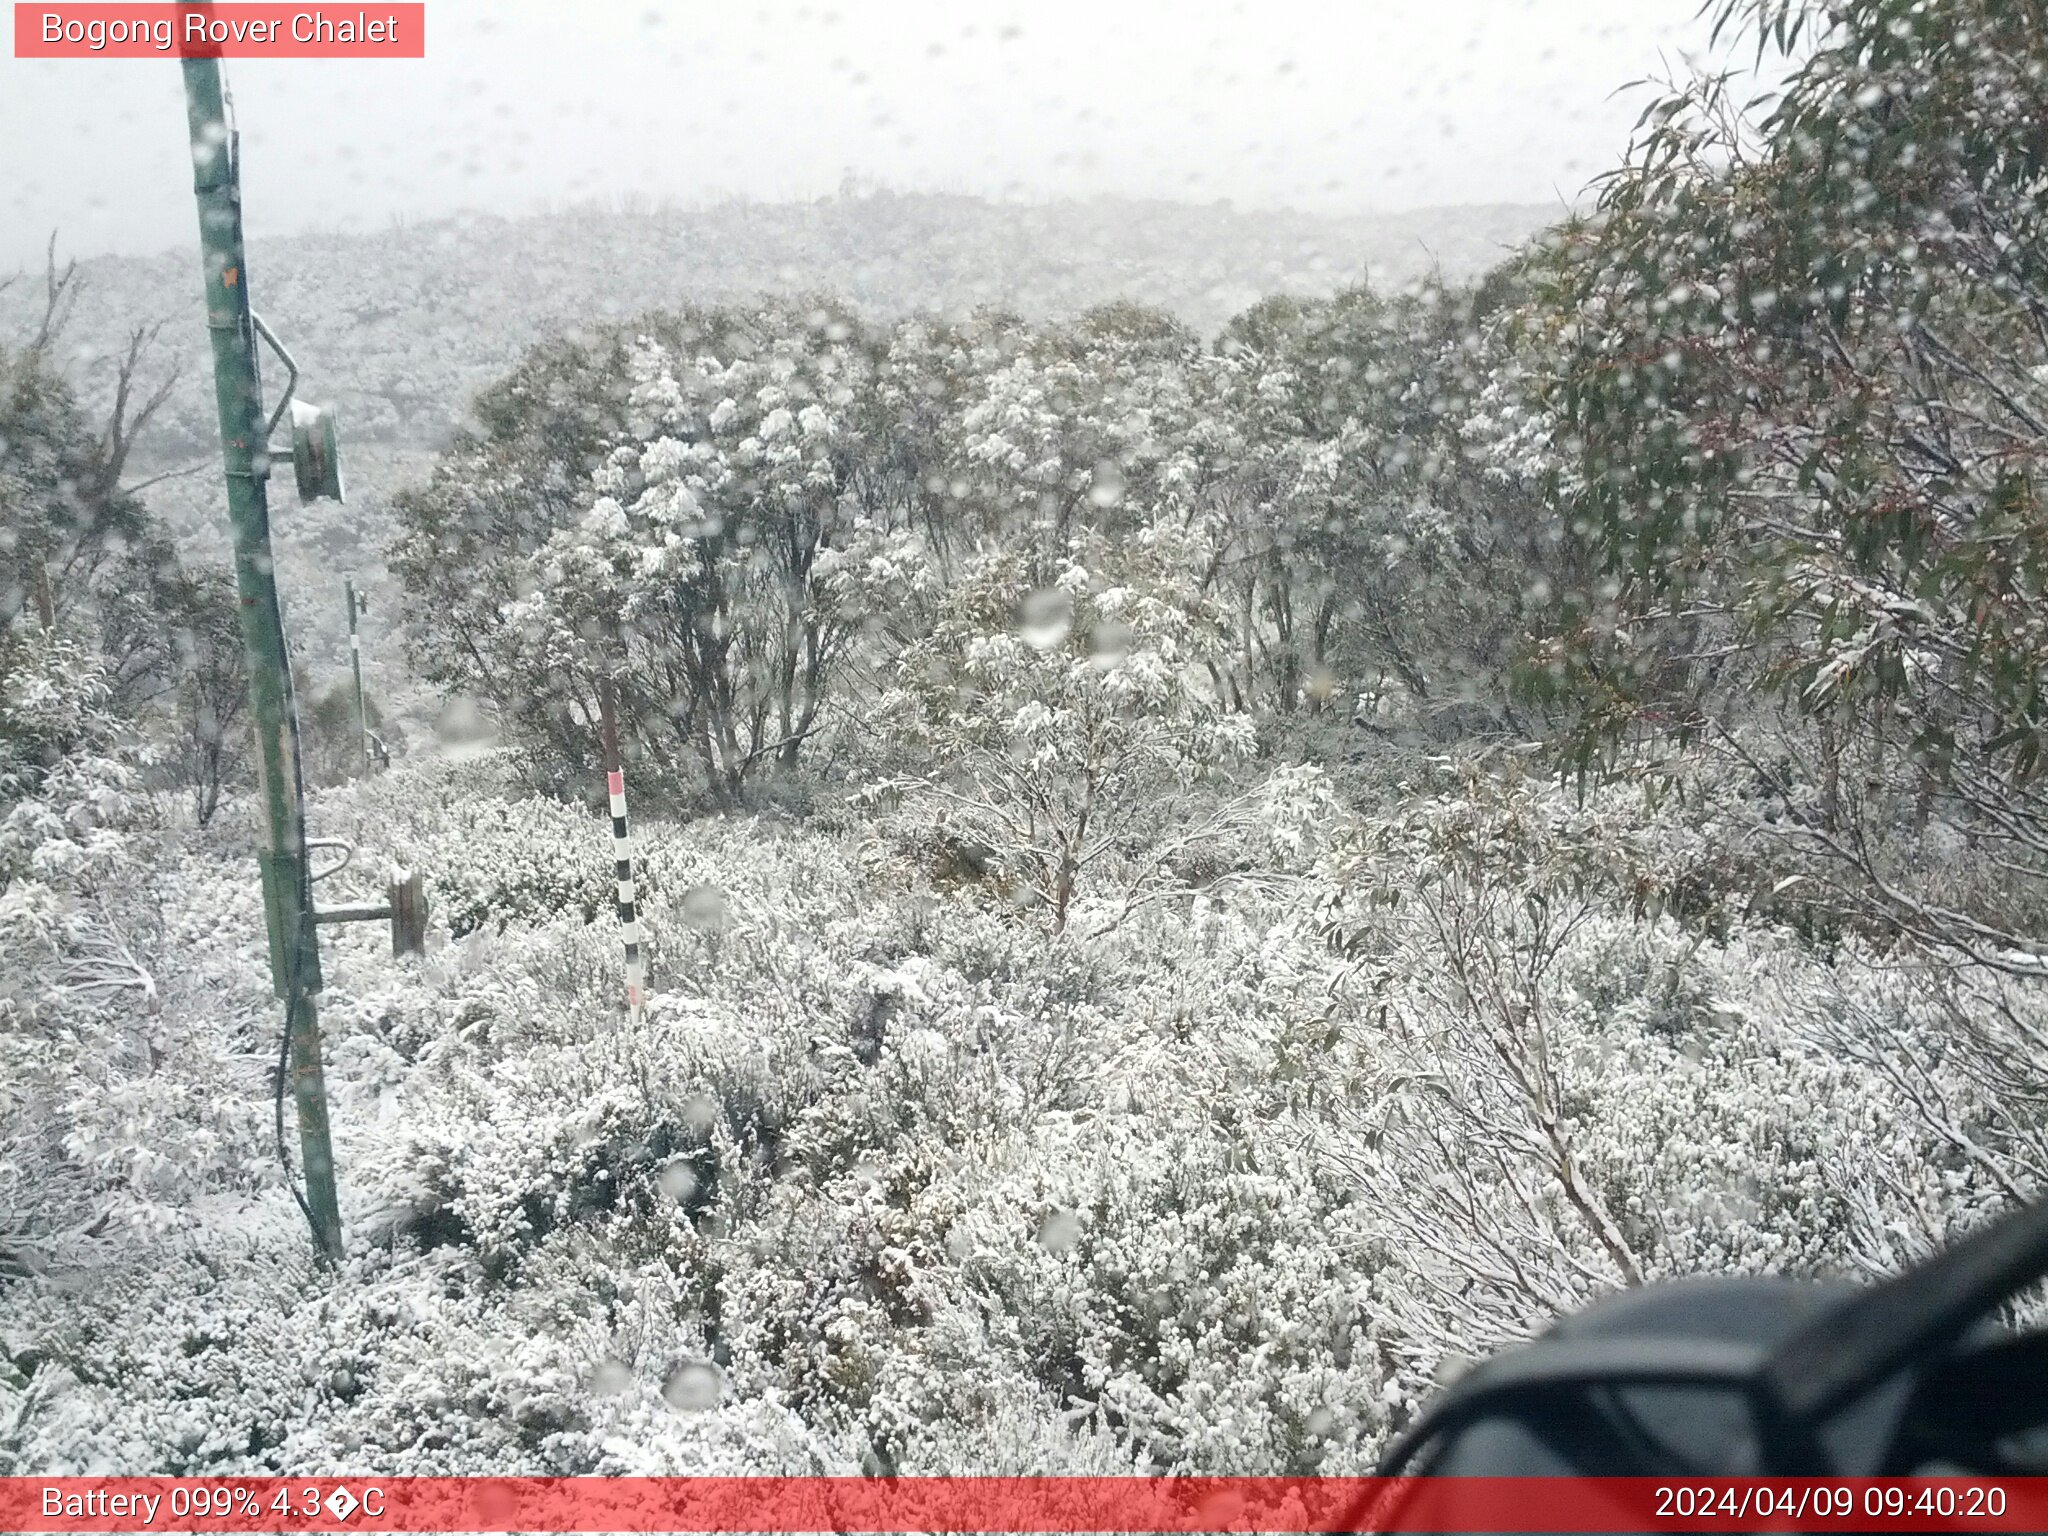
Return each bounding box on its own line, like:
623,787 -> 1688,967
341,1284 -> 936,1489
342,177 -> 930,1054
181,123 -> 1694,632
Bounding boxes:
3,744 -> 2026,1474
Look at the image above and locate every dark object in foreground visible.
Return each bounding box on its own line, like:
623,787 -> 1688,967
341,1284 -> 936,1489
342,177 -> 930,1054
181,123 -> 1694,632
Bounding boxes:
1357,1201 -> 2048,1527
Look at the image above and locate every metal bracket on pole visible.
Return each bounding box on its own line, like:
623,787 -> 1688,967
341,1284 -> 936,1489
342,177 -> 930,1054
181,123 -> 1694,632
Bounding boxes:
315,901 -> 391,924
313,872 -> 429,957
250,309 -> 298,441
306,836 -> 353,884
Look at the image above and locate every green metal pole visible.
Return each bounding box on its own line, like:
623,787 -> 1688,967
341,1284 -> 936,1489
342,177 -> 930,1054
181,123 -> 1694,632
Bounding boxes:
346,577 -> 369,775
182,47 -> 343,1264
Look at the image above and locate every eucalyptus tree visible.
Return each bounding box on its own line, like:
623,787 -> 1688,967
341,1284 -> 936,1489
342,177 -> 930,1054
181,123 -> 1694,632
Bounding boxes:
1532,0 -> 2048,965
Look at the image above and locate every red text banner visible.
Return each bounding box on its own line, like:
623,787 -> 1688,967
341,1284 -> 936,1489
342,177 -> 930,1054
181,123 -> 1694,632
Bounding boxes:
2,1477 -> 2048,1533
14,4 -> 425,58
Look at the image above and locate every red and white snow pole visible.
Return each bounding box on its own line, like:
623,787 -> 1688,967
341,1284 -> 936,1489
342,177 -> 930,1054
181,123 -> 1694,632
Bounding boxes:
597,677 -> 646,1024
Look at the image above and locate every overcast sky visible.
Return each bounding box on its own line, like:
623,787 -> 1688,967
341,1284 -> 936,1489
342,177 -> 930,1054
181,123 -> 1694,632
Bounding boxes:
2,0 -> 1723,272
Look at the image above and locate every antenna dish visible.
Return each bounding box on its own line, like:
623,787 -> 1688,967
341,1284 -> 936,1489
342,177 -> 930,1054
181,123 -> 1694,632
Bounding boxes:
290,398 -> 345,503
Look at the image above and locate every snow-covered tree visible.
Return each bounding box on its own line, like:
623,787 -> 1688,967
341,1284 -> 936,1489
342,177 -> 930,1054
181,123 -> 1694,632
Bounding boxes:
878,522 -> 1293,930
1533,0 -> 2048,965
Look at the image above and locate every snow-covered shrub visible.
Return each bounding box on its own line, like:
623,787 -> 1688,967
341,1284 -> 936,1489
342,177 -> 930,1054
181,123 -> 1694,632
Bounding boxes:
942,1097 -> 1393,1473
2,632 -> 272,1268
1317,757 -> 2040,1386
869,528 -> 1349,933
411,792 -> 631,937
6,735 -> 2044,1477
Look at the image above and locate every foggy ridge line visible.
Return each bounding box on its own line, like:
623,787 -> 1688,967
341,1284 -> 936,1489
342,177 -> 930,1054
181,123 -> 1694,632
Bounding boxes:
1,192 -> 1553,462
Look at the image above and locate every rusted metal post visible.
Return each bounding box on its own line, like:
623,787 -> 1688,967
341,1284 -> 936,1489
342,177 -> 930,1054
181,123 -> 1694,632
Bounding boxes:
389,871 -> 427,957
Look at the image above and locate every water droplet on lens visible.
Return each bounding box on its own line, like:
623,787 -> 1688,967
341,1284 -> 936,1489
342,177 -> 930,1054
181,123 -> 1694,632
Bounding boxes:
1036,1208 -> 1081,1253
1019,588 -> 1071,650
1088,460 -> 1125,508
662,1359 -> 723,1410
657,1160 -> 699,1203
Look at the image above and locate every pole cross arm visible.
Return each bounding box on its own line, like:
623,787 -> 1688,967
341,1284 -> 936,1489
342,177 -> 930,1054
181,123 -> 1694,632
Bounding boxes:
314,900 -> 392,925
311,872 -> 431,956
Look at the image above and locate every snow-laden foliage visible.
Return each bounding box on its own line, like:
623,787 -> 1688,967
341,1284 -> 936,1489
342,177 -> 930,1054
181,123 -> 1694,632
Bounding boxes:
1530,0 -> 2048,967
0,196 -> 1546,467
0,630 -> 275,1275
394,304 -> 935,807
393,291 -> 1554,813
874,524 -> 1321,931
6,749 -> 2039,1473
1320,759 -> 2033,1375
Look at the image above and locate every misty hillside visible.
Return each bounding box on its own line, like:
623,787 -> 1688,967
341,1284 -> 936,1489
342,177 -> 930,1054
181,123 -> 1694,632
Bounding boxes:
5,192 -> 1553,462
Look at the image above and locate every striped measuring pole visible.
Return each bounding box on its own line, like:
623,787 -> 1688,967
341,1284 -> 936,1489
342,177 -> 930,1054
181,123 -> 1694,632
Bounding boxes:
598,678 -> 646,1023
345,578 -> 370,776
